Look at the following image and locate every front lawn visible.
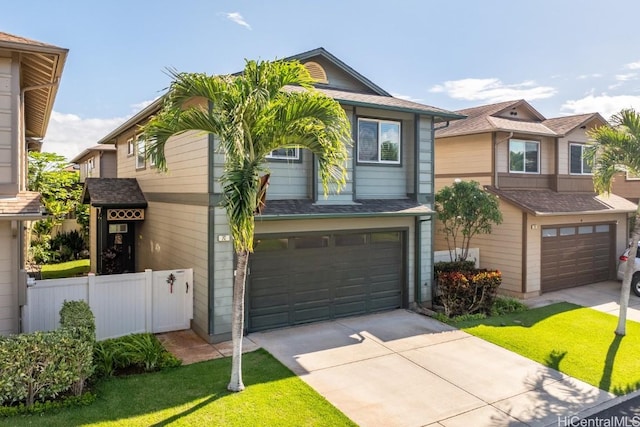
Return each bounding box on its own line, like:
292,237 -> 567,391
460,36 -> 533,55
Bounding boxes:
1,349 -> 355,426
456,302 -> 640,395
40,259 -> 90,279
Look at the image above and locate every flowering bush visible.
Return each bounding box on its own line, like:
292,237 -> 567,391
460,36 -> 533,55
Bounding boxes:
437,269 -> 502,317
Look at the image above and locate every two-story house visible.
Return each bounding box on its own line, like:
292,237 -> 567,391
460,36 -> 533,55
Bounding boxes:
0,32 -> 67,335
434,99 -> 637,298
70,144 -> 116,183
83,48 -> 463,343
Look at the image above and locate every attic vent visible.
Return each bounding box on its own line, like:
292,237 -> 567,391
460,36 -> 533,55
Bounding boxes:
304,61 -> 328,84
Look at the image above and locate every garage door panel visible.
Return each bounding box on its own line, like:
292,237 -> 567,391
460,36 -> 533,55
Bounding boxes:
248,230 -> 404,332
541,223 -> 614,292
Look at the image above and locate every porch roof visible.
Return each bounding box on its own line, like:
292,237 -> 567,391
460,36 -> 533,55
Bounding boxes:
82,178 -> 147,208
0,191 -> 46,220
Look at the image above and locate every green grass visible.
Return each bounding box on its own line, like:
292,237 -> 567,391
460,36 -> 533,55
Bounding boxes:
457,302 -> 640,395
0,349 -> 355,426
40,259 -> 90,279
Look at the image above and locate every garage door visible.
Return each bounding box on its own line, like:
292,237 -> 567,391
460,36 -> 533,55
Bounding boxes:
247,230 -> 404,332
541,223 -> 614,292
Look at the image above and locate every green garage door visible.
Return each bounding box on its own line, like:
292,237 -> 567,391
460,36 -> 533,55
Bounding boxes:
541,223 -> 614,292
248,230 -> 404,332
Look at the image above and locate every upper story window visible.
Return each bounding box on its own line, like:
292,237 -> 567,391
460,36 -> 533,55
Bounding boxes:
569,143 -> 592,175
127,138 -> 134,156
266,147 -> 300,161
136,135 -> 146,169
357,118 -> 401,164
148,138 -> 156,167
509,139 -> 539,173
87,157 -> 95,170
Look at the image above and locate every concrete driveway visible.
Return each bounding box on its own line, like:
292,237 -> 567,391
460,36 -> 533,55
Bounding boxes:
248,309 -> 614,427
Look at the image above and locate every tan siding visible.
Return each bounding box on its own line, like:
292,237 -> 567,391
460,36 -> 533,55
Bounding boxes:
612,172 -> 640,203
0,57 -> 13,186
136,202 -> 209,335
434,200 -> 523,295
435,134 -> 493,180
435,176 -> 492,193
89,207 -> 98,273
0,221 -> 17,335
100,152 -> 117,178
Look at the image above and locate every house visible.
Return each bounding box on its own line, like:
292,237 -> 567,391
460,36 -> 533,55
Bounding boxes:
0,32 -> 67,335
84,48 -> 464,342
70,144 -> 116,183
434,99 -> 637,297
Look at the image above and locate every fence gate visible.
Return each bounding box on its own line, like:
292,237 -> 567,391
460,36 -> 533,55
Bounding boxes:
152,269 -> 193,333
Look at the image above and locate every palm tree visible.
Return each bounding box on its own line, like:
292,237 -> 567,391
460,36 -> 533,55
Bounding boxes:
587,108 -> 640,336
142,59 -> 351,391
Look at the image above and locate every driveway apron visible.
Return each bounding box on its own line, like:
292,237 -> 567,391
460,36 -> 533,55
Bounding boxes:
248,309 -> 614,427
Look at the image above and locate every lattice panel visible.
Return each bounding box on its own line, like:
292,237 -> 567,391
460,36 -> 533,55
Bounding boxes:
107,208 -> 145,221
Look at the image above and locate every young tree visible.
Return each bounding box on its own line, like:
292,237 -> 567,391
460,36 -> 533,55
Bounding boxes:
142,60 -> 351,392
435,180 -> 503,262
28,152 -> 82,237
586,108 -> 640,336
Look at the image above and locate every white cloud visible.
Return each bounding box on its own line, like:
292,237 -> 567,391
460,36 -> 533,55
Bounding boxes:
429,78 -> 556,102
390,92 -> 423,103
615,73 -> 637,81
561,94 -> 640,120
626,61 -> 640,70
577,73 -> 603,79
224,12 -> 251,30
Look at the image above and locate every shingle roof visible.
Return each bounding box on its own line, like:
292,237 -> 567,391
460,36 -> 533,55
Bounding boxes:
259,199 -> 432,219
0,192 -> 43,216
0,32 -> 59,48
487,187 -> 637,216
285,85 -> 464,119
82,178 -> 147,208
70,144 -> 116,163
542,113 -> 608,136
487,116 -> 555,136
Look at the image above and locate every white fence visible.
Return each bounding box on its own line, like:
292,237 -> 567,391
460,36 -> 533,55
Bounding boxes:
434,248 -> 480,267
22,269 -> 193,341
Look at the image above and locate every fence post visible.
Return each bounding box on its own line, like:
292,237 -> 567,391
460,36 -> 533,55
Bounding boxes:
145,269 -> 153,333
87,273 -> 96,307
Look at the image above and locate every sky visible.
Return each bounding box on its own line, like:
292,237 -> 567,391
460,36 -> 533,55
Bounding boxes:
3,0 -> 640,160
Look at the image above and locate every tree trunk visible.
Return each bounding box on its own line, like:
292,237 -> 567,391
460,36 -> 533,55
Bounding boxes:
616,209 -> 640,336
227,250 -> 249,392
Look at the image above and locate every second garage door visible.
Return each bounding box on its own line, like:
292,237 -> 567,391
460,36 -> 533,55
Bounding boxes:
247,230 -> 405,332
541,223 -> 614,292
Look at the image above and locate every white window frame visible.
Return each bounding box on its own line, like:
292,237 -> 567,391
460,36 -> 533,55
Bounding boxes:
148,138 -> 156,167
87,156 -> 95,170
509,139 -> 540,174
626,170 -> 640,181
357,118 -> 401,165
136,135 -> 146,169
127,138 -> 134,156
266,147 -> 300,161
569,143 -> 592,175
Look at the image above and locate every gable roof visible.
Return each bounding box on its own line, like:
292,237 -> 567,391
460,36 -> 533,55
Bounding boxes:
436,99 -> 554,138
487,187 -> 637,216
285,47 -> 391,97
542,113 -> 608,136
70,144 -> 116,163
0,191 -> 45,219
82,178 -> 147,208
0,32 -> 68,138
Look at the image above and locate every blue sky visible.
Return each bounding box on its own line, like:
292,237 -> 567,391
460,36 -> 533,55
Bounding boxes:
3,0 -> 640,160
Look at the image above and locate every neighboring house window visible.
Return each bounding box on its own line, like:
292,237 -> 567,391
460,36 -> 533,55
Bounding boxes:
357,118 -> 401,164
509,139 -> 539,173
127,138 -> 134,156
627,170 -> 640,181
136,135 -> 146,169
87,157 -> 95,170
266,147 -> 300,161
569,143 -> 592,175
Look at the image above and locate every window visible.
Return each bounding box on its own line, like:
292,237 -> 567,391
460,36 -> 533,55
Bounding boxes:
87,157 -> 95,170
127,138 -> 134,156
148,138 -> 156,167
509,139 -> 539,173
136,135 -> 146,169
570,144 -> 592,175
357,118 -> 401,164
266,147 -> 300,161
626,170 -> 640,181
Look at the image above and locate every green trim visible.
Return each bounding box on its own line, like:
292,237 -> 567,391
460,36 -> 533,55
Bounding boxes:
258,210 -> 434,221
414,114 -> 420,202
337,99 -> 465,120
351,107 -> 357,201
207,102 -> 216,337
414,216 -> 421,304
144,192 -> 209,206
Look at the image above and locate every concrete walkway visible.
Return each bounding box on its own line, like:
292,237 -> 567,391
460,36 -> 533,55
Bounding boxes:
249,309 -> 614,427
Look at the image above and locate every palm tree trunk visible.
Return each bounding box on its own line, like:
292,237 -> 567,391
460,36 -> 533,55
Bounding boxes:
616,209 -> 640,336
227,249 -> 249,392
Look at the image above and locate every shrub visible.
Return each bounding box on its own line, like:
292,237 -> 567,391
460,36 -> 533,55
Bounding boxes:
491,296 -> 528,316
434,260 -> 476,274
437,269 -> 501,317
50,230 -> 87,262
59,300 -> 95,343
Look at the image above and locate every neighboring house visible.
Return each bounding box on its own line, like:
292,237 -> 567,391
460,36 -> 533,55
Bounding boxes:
70,144 -> 116,183
434,99 -> 637,298
0,32 -> 67,335
84,48 -> 463,342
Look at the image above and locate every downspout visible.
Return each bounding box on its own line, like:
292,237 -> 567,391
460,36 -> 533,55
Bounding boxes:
494,132 -> 513,189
